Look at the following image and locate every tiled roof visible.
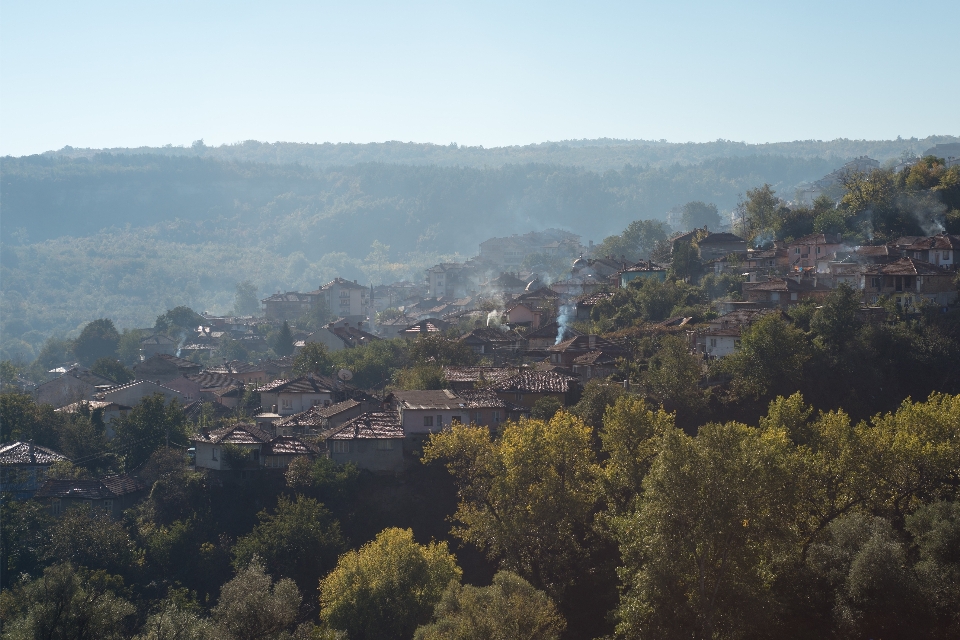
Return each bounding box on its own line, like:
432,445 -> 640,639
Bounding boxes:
187,372 -> 244,390
328,412 -> 403,440
699,232 -> 746,244
861,257 -> 952,276
905,234 -> 960,251
526,321 -> 583,341
263,436 -> 321,456
257,376 -> 333,394
262,292 -> 313,303
459,327 -> 523,343
573,350 -> 619,365
182,400 -> 235,422
401,319 -> 448,334
192,423 -> 273,444
55,400 -> 131,414
620,260 -> 665,273
451,390 -> 508,409
494,371 -> 578,393
855,245 -> 897,257
101,474 -> 146,496
0,442 -> 69,465
36,479 -> 113,500
141,334 -> 177,346
153,353 -> 201,369
208,360 -> 264,375
547,335 -> 625,354
96,379 -> 181,398
392,390 -> 462,410
276,399 -> 361,428
441,366 -> 520,385
576,292 -> 615,306
790,233 -> 842,245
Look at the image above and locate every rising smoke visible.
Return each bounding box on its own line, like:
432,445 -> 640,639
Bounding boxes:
555,304 -> 574,345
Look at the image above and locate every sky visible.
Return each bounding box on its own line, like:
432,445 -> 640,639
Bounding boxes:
1,0 -> 958,156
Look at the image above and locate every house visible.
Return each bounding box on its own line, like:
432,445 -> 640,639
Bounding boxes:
389,389 -> 513,437
619,261 -> 667,288
903,234 -> 959,270
272,399 -> 364,436
458,327 -> 525,356
525,321 -> 583,351
325,412 -> 406,473
441,366 -> 520,392
161,376 -> 203,404
190,423 -> 274,472
425,263 -> 479,299
859,257 -> 958,310
546,335 -> 626,367
571,351 -> 621,381
697,232 -> 748,262
576,292 -> 615,321
140,334 -> 178,358
742,277 -> 833,308
95,379 -> 185,408
261,292 -> 314,322
0,441 -> 69,499
257,376 -> 334,416
853,244 -> 900,264
743,247 -> 789,272
55,400 -> 132,438
133,353 -> 202,383
33,368 -> 115,408
35,474 -> 146,518
693,309 -> 786,358
787,233 -> 845,270
377,315 -> 419,339
185,372 -> 245,407
504,302 -> 545,329
492,370 -> 580,408
207,361 -> 269,386
303,322 -> 381,353
262,436 -> 321,470
314,278 -> 370,318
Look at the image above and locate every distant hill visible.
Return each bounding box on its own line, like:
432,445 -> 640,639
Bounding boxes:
38,135 -> 960,172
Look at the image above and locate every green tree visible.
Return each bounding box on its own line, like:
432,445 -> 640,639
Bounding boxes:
211,558 -> 301,640
1,499 -> 53,588
810,283 -> 862,352
134,595 -> 214,640
906,500 -> 960,636
233,496 -> 346,598
45,504 -> 140,579
596,220 -> 670,263
668,239 -> 702,282
0,563 -> 135,640
409,335 -> 477,367
422,413 -> 599,600
271,321 -> 295,357
615,421 -> 794,640
414,571 -> 566,640
233,280 -> 260,317
738,183 -> 781,242
91,357 -> 134,384
530,396 -> 563,421
680,201 -> 721,231
394,365 -> 447,390
319,527 -> 461,640
719,314 -> 812,400
74,319 -> 121,367
118,329 -> 147,366
571,379 -> 625,428
284,456 -> 359,512
643,335 -> 707,423
112,394 -> 189,470
292,341 -> 331,377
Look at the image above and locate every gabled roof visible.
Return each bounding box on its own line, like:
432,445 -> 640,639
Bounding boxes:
182,400 -> 235,422
101,474 -> 147,496
263,436 -> 321,456
485,272 -> 528,288
262,291 -> 312,303
494,371 -> 578,393
441,366 -> 520,385
328,412 -> 403,440
620,260 -> 666,273
0,442 -> 69,465
95,379 -> 182,400
36,474 -> 144,500
453,390 -> 509,409
192,423 -> 273,445
861,257 -> 953,276
140,334 -> 177,346
56,400 -> 131,414
459,327 -> 523,345
208,360 -> 265,375
187,372 -> 245,391
904,234 -> 960,252
401,318 -> 449,335
698,232 -> 746,245
854,245 -> 897,258
392,390 -> 461,410
576,291 -> 616,306
573,350 -> 619,365
526,321 -> 583,341
257,376 -> 333,394
275,399 -> 362,428
747,278 -> 831,293
150,353 -> 201,369
547,335 -> 625,354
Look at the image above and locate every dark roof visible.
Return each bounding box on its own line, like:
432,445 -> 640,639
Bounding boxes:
0,442 -> 68,465
547,335 -> 625,354
140,334 -> 177,346
746,278 -> 832,293
526,320 -> 584,341
486,272 -> 528,288
576,291 -> 616,306
182,400 -> 235,422
257,376 -> 333,394
861,257 -> 952,276
573,350 -> 619,365
494,371 -> 578,393
451,390 -> 508,409
192,423 -> 273,445
459,327 -> 523,344
36,474 -> 144,500
262,291 -> 312,303
699,232 -> 746,244
620,260 -> 666,273
56,400 -> 131,414
328,412 -> 403,440
153,353 -> 201,369
208,360 -> 265,375
263,436 -> 321,456
855,245 -> 897,257
276,399 -> 361,428
401,318 -> 449,335
187,372 -> 244,390
904,234 -> 960,251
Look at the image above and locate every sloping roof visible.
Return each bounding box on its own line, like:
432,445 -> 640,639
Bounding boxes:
182,400 -> 235,422
861,257 -> 953,276
262,291 -> 312,303
547,335 -> 625,354
101,474 -> 146,496
36,479 -> 113,500
257,376 -> 333,394
620,260 -> 666,273
441,366 -> 520,385
321,277 -> 367,290
275,399 -> 362,428
576,291 -> 616,306
791,233 -> 842,245
152,353 -> 201,369
494,371 -> 578,393
401,319 -> 449,335
392,389 -> 461,410
192,423 -> 273,445
328,412 -> 404,440
699,232 -> 746,245
263,436 -> 321,456
855,245 -> 897,257
904,234 -> 960,251
573,350 -> 619,365
486,272 -> 528,288
0,442 -> 69,465
55,400 -> 131,414
526,321 -> 584,341
459,327 -> 523,344
187,372 -> 244,390
208,360 -> 265,375
141,334 -> 177,346
452,390 -> 509,409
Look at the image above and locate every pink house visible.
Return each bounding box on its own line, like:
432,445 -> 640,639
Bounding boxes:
505,302 -> 543,329
787,233 -> 844,270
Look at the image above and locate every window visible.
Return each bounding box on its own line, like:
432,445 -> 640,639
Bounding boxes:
473,411 -> 483,423
515,393 -> 523,401
944,251 -> 951,260
212,448 -> 219,460
282,398 -> 293,409
816,246 -> 821,254
436,415 -> 443,427
790,293 -> 798,301
332,441 -> 350,454
103,500 -> 113,512
795,247 -> 800,254
771,292 -> 780,301
51,499 -> 62,516
423,416 -> 434,427
710,338 -> 717,348
376,439 -> 394,450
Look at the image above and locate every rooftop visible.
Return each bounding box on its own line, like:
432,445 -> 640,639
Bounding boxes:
862,257 -> 953,276
275,399 -> 362,428
328,412 -> 404,440
192,423 -> 274,445
494,371 -> 578,393
0,441 -> 69,466
257,376 -> 334,394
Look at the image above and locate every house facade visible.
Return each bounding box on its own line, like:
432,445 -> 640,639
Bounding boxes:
325,412 -> 406,473
257,376 -> 334,416
787,233 -> 845,270
859,257 -> 958,310
0,442 -> 69,499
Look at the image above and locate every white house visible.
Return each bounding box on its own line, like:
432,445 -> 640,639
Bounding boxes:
257,376 -> 334,416
95,379 -> 184,408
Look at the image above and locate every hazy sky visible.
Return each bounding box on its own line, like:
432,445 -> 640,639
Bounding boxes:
1,0 -> 957,156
